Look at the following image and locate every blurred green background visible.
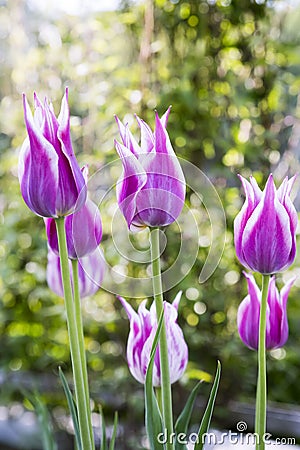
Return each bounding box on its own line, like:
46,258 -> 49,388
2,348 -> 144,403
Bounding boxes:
1,0 -> 300,448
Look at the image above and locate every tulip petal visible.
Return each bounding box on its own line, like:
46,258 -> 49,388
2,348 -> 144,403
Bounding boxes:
118,296 -> 146,384
135,115 -> 154,153
115,140 -> 147,230
114,115 -> 141,157
237,273 -> 261,350
276,276 -> 295,348
234,176 -> 256,269
160,106 -> 171,128
20,95 -> 59,217
57,88 -> 87,215
172,291 -> 183,312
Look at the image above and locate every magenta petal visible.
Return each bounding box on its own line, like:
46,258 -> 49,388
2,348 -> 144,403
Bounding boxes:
19,96 -> 59,217
45,198 -> 102,259
237,273 -> 261,350
71,199 -> 102,258
172,291 -> 182,311
242,175 -> 292,274
56,89 -> 87,215
115,140 -> 147,230
114,116 -> 141,157
234,176 -> 256,270
276,276 -> 295,348
135,115 -> 154,153
154,110 -> 174,155
118,296 -> 146,384
160,106 -> 171,128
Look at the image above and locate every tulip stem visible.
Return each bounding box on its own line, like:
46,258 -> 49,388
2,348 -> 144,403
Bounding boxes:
255,274 -> 270,450
155,387 -> 163,413
71,259 -> 94,443
150,227 -> 174,450
55,217 -> 94,450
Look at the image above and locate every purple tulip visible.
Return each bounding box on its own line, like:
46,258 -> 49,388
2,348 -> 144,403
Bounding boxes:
118,292 -> 188,387
234,174 -> 298,274
45,196 -> 102,260
237,272 -> 295,351
47,247 -> 106,298
19,88 -> 86,218
114,108 -> 186,231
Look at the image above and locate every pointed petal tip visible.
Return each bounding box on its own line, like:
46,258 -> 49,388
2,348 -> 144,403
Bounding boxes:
172,291 -> 183,310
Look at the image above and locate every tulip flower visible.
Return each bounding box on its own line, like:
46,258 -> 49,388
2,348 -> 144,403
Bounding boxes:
234,174 -> 298,274
118,292 -> 188,387
47,247 -> 106,299
237,272 -> 295,351
114,108 -> 186,231
19,88 -> 86,218
45,197 -> 102,260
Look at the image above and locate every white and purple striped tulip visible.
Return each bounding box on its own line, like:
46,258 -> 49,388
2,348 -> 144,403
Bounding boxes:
237,272 -> 295,351
118,292 -> 188,387
44,197 -> 102,260
47,247 -> 106,299
19,88 -> 86,218
234,174 -> 298,274
114,108 -> 186,231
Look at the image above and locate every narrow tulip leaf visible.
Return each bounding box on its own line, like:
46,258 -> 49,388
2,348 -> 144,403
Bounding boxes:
194,361 -> 221,450
145,309 -> 165,450
108,412 -> 118,450
174,380 -> 203,450
22,390 -> 57,450
58,367 -> 82,450
99,405 -> 107,450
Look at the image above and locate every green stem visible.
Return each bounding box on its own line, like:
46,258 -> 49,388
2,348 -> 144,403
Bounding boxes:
155,387 -> 162,414
55,217 -> 94,450
255,274 -> 270,450
71,259 -> 94,442
150,228 -> 174,450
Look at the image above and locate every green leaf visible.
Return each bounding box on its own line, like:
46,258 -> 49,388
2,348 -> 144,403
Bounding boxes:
58,367 -> 82,450
23,390 -> 57,450
145,309 -> 165,450
108,412 -> 118,450
194,361 -> 221,450
174,380 -> 203,450
99,405 -> 107,450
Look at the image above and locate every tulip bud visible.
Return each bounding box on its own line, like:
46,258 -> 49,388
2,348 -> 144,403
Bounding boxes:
19,88 -> 86,218
45,197 -> 102,260
237,272 -> 295,351
234,174 -> 298,274
118,292 -> 188,387
114,108 -> 186,231
47,248 -> 106,299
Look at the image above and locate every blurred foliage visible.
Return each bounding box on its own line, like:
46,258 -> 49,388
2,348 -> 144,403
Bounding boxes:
1,0 -> 300,448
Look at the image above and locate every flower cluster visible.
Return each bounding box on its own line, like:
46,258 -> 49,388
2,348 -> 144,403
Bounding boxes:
19,95 -> 189,387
